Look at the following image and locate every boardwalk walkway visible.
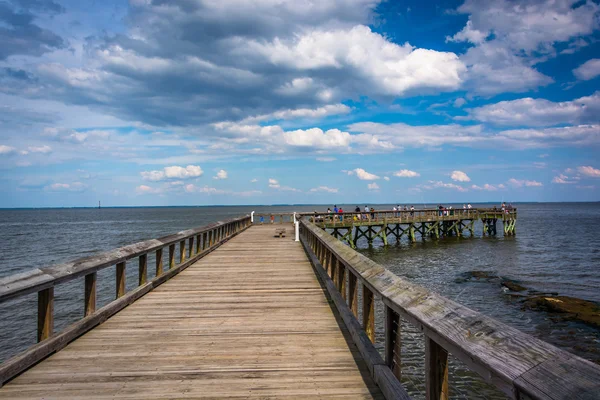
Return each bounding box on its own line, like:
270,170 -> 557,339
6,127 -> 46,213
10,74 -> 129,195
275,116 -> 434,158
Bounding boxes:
0,225 -> 382,399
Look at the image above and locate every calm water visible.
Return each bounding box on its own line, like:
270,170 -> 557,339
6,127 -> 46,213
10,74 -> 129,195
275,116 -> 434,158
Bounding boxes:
1,203 -> 599,398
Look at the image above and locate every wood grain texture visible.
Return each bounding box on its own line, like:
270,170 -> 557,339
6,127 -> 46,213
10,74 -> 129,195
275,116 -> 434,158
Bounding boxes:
84,273 -> 96,317
0,225 -> 383,399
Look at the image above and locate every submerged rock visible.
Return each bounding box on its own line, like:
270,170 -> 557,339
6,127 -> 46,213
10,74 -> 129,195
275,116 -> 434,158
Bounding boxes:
500,280 -> 527,292
523,296 -> 600,328
455,270 -> 499,283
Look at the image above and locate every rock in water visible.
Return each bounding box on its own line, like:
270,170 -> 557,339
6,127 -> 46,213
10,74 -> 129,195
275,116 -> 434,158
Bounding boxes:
523,296 -> 600,328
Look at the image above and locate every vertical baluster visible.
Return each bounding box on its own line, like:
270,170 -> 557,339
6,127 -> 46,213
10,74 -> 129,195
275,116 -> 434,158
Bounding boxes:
84,272 -> 96,317
203,232 -> 208,251
180,240 -> 186,263
196,234 -> 201,254
156,248 -> 163,276
188,237 -> 194,258
139,254 -> 147,285
331,253 -> 337,281
363,284 -> 375,342
116,261 -> 126,298
338,262 -> 346,300
169,244 -> 175,269
425,336 -> 449,400
385,306 -> 401,380
37,287 -> 54,342
348,272 -> 358,317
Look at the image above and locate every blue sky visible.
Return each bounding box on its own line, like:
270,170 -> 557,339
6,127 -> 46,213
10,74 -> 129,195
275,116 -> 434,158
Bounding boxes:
1,0 -> 600,207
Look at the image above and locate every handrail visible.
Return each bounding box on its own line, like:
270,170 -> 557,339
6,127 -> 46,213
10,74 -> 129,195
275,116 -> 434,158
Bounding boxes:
0,215 -> 252,386
299,219 -> 599,399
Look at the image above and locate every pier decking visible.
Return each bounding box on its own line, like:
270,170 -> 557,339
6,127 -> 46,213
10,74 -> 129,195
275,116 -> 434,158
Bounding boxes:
0,225 -> 382,399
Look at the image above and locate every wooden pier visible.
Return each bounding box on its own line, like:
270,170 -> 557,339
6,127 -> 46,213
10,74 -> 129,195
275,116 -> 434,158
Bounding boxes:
0,212 -> 598,400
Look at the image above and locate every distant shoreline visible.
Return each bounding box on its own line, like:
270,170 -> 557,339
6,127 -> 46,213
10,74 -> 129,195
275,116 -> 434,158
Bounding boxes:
1,201 -> 598,210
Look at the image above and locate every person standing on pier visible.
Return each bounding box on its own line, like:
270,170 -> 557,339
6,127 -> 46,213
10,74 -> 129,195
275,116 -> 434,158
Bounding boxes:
333,205 -> 338,214
338,207 -> 344,221
354,206 -> 361,220
364,205 -> 369,220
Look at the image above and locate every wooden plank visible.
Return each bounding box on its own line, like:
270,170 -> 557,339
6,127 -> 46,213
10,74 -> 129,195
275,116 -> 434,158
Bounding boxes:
84,273 -> 96,317
155,248 -> 163,277
363,284 -> 374,343
385,306 -> 401,381
425,336 -> 449,400
348,272 -> 358,317
37,288 -> 54,342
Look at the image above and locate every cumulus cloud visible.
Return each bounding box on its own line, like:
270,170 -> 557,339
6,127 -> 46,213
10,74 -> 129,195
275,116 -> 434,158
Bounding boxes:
0,145 -> 16,154
46,182 -> 87,192
141,165 -> 203,181
419,181 -> 467,192
213,169 -> 228,180
578,166 -> 600,178
383,176 -> 390,181
347,168 -> 379,180
552,174 -> 578,184
136,184 -> 162,194
268,178 -> 280,188
573,59 -> 600,81
471,184 -> 499,191
464,92 -> 600,126
310,186 -> 338,193
367,182 -> 379,190
393,169 -> 420,178
250,178 -> 258,183
451,171 -> 471,182
507,178 -> 543,187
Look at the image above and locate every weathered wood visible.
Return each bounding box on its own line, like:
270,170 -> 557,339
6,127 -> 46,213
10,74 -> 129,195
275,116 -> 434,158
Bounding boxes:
425,336 -> 449,400
138,254 -> 147,286
338,263 -> 347,301
168,244 -> 175,270
155,248 -> 163,276
385,306 -> 401,381
84,272 -> 96,317
363,284 -> 375,343
116,262 -> 126,298
37,288 -> 54,342
300,219 -> 600,400
179,240 -> 186,264
188,237 -> 194,258
348,272 -> 358,317
0,216 -> 250,304
0,221 -> 251,388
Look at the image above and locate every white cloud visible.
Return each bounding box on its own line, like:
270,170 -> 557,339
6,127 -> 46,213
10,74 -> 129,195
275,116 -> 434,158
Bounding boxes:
268,178 -> 280,188
393,169 -> 420,178
213,169 -> 228,180
136,184 -> 162,194
43,127 -> 111,144
573,59 -> 600,81
244,104 -> 351,123
383,176 -> 390,181
141,165 -> 203,181
367,182 -> 379,190
420,181 -> 467,192
578,166 -> 600,178
471,183 -> 499,191
310,186 -> 338,193
451,171 -> 471,182
27,145 -> 52,154
0,145 -> 16,154
250,178 -> 258,183
248,25 -> 466,97
46,182 -> 87,192
185,184 -> 226,194
446,20 -> 488,44
316,157 -> 336,162
507,178 -> 543,187
465,92 -> 600,126
552,174 -> 578,184
283,128 -> 351,149
348,168 -> 379,180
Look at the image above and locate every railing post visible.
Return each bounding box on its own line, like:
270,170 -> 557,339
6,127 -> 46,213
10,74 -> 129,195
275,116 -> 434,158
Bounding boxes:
425,336 -> 449,400
348,272 -> 358,317
331,253 -> 337,282
37,287 -> 54,342
180,240 -> 186,263
363,284 -> 375,343
251,211 -> 254,223
196,234 -> 201,254
338,262 -> 346,300
84,272 -> 96,317
116,261 -> 126,298
203,232 -> 208,251
156,248 -> 163,276
169,244 -> 175,269
385,306 -> 401,380
138,254 -> 147,286
188,237 -> 194,258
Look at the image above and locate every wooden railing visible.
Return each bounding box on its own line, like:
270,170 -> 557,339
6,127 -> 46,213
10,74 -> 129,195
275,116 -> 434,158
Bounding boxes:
299,208 -> 517,225
252,212 -> 296,224
0,215 -> 251,386
299,219 -> 599,400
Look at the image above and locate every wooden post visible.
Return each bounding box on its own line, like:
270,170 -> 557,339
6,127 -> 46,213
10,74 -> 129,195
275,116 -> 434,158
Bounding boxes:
338,263 -> 346,301
348,272 -> 358,317
331,254 -> 338,285
385,306 -> 401,380
425,336 -> 449,400
196,234 -> 201,254
138,254 -> 147,286
155,248 -> 163,276
168,244 -> 175,269
37,287 -> 54,342
84,272 -> 96,317
188,237 -> 194,258
116,261 -> 126,299
363,284 -> 375,343
179,240 -> 186,263
203,232 -> 208,251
